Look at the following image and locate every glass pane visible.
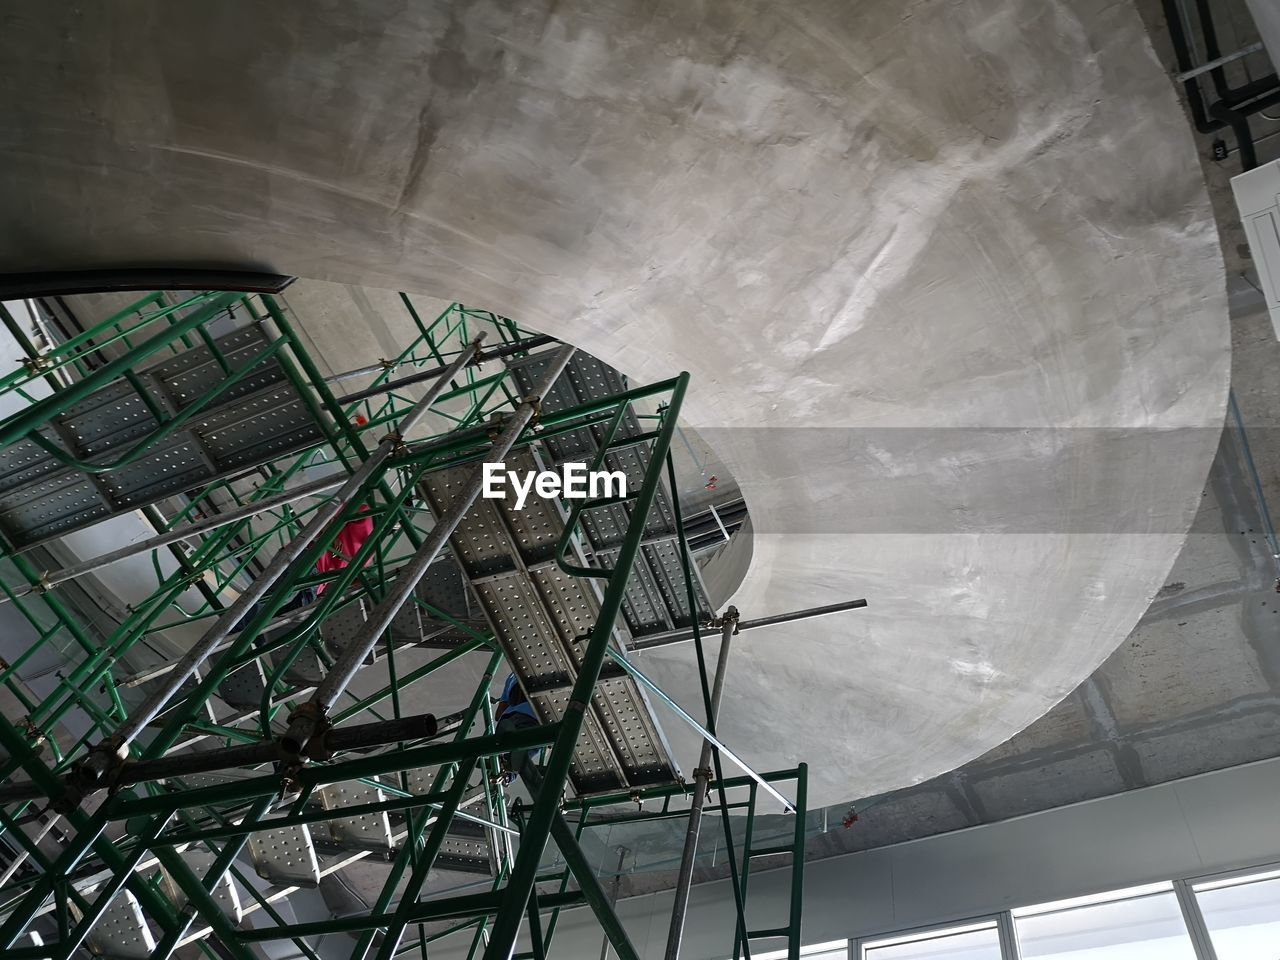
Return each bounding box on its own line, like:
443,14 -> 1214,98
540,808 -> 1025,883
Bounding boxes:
1195,874 -> 1280,959
1014,892 -> 1197,960
750,940 -> 848,960
864,923 -> 1002,960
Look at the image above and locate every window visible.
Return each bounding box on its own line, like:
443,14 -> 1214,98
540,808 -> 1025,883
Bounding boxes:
1192,868 -> 1280,959
840,863 -> 1280,960
860,920 -> 1003,959
1012,883 -> 1198,960
753,941 -> 848,960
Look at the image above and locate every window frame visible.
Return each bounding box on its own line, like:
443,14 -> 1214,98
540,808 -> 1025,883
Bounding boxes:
833,858 -> 1280,960
851,913 -> 1016,960
1177,859 -> 1280,960
750,940 -> 853,960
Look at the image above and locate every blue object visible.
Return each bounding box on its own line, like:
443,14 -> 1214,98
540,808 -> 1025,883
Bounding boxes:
501,673 -> 537,720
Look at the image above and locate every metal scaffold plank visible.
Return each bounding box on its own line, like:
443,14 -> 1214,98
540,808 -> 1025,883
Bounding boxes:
0,319 -> 325,549
321,780 -> 395,852
248,824 -> 322,887
160,846 -> 244,922
511,352 -> 711,640
419,445 -> 680,796
72,890 -> 155,960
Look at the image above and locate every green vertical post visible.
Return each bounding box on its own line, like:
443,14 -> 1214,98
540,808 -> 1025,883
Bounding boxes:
347,651 -> 502,960
788,764 -> 807,960
372,755 -> 481,960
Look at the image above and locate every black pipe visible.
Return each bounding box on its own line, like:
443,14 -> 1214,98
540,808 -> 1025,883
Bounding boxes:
0,712 -> 439,806
0,268 -> 295,300
1190,0 -> 1276,107
1212,87 -> 1280,170
1211,100 -> 1258,169
1158,0 -> 1280,159
316,712 -> 437,757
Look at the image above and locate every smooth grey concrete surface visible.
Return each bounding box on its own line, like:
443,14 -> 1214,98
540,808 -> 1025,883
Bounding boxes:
578,273 -> 1280,894
0,1 -> 1231,803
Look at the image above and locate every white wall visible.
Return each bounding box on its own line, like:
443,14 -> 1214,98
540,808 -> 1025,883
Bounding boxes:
508,757 -> 1280,960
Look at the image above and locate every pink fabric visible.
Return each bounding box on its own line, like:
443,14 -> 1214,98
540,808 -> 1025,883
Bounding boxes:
315,510 -> 374,594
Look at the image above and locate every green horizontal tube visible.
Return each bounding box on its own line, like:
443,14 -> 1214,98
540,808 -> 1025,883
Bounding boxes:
579,801 -> 752,828
236,889 -> 588,943
149,789 -> 452,847
330,635 -> 492,724
391,376 -> 682,469
0,292 -> 185,392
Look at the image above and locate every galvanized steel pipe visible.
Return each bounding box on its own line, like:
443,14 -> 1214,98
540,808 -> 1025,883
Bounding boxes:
77,334 -> 486,784
279,343 -> 576,757
664,607 -> 737,960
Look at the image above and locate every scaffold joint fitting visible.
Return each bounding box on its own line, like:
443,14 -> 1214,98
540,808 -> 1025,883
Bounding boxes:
381,431 -> 408,455
19,716 -> 45,746
524,394 -> 543,423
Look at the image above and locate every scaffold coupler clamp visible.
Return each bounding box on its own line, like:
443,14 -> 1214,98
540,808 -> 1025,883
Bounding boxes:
280,701 -> 330,761
485,411 -> 507,441
524,394 -> 544,425
21,354 -> 53,374
692,766 -> 713,781
60,739 -> 125,813
630,789 -> 644,809
381,430 -> 408,456
709,605 -> 740,633
82,739 -> 125,783
19,716 -> 45,746
32,572 -> 53,595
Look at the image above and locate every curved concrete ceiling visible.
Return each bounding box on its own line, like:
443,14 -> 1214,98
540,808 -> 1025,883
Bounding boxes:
0,1 -> 1229,805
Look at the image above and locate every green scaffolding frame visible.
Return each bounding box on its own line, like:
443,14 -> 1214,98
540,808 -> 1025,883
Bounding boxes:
0,286 -> 809,960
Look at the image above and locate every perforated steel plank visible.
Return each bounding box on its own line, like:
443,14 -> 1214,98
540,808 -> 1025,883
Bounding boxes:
419,447 -> 679,796
248,824 -> 321,887
412,557 -> 483,646
0,324 -> 326,549
217,658 -> 268,710
321,599 -> 373,664
437,831 -> 493,875
321,780 -> 395,851
475,573 -> 624,793
162,846 -> 243,922
78,889 -> 156,960
387,596 -> 424,646
511,352 -> 710,639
